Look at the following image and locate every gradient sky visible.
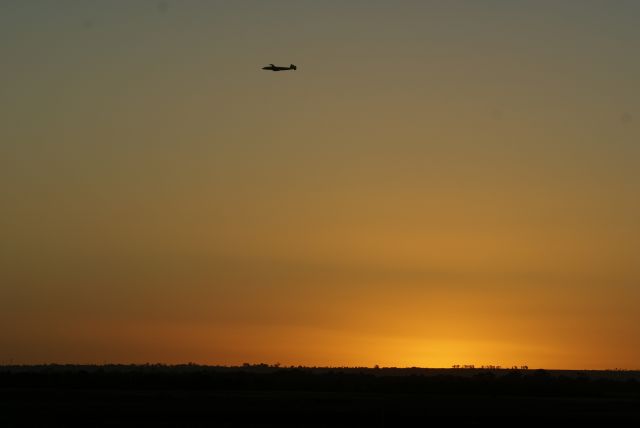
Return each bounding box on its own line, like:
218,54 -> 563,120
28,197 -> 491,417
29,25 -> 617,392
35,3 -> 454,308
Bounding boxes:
2,0 -> 640,369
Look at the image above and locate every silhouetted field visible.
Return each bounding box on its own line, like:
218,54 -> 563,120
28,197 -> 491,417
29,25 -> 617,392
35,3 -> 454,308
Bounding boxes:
2,365 -> 640,427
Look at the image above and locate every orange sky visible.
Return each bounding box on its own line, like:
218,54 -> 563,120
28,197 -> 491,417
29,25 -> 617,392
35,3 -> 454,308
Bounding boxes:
2,1 -> 640,369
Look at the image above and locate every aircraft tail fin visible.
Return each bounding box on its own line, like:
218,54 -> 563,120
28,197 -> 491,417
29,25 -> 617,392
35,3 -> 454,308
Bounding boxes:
290,64 -> 297,70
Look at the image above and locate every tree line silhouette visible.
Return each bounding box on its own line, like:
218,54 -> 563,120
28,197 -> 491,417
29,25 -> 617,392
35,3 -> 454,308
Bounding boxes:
1,365 -> 638,397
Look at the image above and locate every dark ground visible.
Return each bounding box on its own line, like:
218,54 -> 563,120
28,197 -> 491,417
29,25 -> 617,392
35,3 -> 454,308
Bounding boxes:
2,365 -> 640,427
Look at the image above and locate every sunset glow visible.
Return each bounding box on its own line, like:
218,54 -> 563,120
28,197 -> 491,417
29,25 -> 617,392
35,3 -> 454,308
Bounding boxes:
2,1 -> 640,369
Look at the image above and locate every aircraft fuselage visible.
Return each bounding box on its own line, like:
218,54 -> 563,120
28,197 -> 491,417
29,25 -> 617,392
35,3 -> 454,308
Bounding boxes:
262,64 -> 297,71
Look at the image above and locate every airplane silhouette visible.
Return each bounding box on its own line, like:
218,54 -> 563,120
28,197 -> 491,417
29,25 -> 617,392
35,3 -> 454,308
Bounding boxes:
262,63 -> 297,71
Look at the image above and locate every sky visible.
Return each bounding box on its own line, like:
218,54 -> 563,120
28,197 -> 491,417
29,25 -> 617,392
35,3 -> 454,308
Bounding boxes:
2,0 -> 640,369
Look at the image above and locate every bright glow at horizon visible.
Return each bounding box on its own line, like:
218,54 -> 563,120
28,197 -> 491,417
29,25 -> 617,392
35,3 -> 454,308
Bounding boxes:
2,1 -> 640,369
